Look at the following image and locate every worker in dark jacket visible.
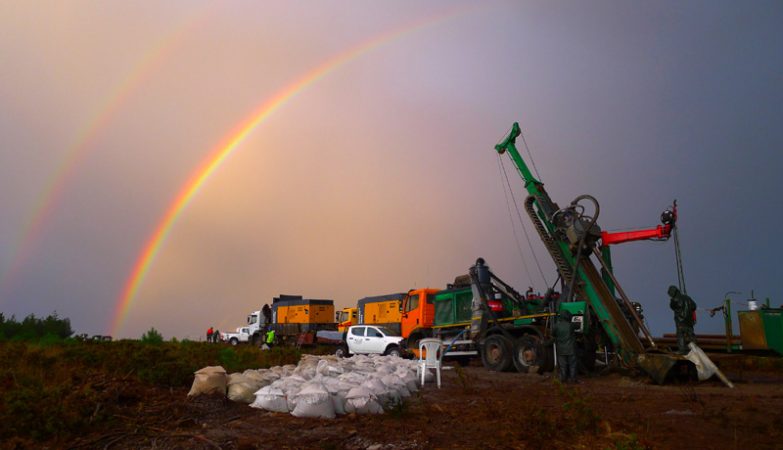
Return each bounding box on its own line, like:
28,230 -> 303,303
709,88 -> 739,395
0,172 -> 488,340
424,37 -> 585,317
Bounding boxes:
552,310 -> 579,384
669,285 -> 696,353
262,304 -> 272,325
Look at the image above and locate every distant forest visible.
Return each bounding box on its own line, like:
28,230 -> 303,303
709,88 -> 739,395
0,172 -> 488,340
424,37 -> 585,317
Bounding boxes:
0,312 -> 73,340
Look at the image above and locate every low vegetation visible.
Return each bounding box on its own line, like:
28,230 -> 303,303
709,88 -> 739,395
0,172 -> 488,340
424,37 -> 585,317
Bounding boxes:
0,338 -> 302,445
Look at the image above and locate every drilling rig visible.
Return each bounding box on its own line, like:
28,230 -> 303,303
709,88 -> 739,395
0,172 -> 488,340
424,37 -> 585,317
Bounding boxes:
494,122 -> 691,383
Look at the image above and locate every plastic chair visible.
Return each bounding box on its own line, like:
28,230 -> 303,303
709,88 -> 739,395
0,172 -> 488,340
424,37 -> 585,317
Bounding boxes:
417,338 -> 443,388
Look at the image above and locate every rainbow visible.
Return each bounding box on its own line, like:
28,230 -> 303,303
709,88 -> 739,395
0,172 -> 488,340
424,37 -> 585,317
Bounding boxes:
0,4 -> 216,300
110,5 -> 477,336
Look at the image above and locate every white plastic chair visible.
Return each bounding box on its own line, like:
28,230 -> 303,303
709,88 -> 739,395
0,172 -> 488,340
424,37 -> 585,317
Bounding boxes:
417,338 -> 443,388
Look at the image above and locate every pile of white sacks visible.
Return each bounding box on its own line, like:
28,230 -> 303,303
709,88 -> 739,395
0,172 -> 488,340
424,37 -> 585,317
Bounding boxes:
192,354 -> 429,419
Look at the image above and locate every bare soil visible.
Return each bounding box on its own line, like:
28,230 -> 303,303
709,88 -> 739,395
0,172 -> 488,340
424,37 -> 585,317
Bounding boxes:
51,356 -> 783,449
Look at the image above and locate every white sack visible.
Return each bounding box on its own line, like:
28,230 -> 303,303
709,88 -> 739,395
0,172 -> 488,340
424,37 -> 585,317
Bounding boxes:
228,381 -> 259,403
345,386 -> 383,415
382,374 -> 411,398
187,366 -> 227,397
250,385 -> 289,413
291,382 -> 336,419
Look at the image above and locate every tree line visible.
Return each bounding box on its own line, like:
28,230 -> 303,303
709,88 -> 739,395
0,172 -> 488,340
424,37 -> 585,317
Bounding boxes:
0,312 -> 73,340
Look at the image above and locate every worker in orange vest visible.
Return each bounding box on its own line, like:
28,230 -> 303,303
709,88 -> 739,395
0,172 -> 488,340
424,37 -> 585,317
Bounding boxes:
206,326 -> 214,343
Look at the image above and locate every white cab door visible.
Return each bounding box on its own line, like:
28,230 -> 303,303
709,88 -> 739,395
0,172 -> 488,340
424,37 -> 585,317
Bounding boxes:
365,326 -> 386,353
347,326 -> 367,353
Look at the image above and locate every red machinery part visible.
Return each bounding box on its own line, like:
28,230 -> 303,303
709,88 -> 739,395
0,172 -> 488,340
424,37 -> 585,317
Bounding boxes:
601,224 -> 673,246
487,299 -> 504,312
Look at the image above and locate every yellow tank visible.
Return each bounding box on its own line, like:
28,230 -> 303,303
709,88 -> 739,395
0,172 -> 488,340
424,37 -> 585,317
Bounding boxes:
271,295 -> 335,336
358,293 -> 405,335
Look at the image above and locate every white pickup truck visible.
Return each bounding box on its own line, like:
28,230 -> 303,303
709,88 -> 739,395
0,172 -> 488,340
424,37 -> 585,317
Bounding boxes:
339,325 -> 404,357
221,327 -> 251,345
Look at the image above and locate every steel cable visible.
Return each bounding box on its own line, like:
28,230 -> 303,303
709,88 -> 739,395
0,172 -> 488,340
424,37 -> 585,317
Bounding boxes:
497,154 -> 549,287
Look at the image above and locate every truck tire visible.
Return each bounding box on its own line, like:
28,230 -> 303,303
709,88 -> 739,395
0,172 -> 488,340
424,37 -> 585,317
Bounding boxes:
512,334 -> 542,373
229,337 -> 239,346
481,334 -> 513,372
578,338 -> 598,374
335,344 -> 349,358
537,342 -> 555,375
384,345 -> 402,357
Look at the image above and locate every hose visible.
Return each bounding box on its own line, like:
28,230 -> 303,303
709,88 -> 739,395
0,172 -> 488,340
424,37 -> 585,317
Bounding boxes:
440,329 -> 467,364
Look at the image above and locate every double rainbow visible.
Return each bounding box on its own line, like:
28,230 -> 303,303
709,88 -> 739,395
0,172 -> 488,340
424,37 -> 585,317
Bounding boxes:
0,5 -> 216,299
110,5 -> 476,336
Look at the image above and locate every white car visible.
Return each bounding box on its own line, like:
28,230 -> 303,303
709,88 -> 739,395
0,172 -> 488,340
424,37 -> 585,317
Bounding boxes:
341,325 -> 404,357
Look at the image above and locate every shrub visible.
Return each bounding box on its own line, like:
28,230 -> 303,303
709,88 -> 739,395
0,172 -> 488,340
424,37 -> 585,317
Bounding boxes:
219,347 -> 241,372
141,327 -> 164,344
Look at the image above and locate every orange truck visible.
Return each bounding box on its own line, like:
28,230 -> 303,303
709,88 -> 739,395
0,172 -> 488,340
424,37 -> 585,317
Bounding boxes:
399,288 -> 440,349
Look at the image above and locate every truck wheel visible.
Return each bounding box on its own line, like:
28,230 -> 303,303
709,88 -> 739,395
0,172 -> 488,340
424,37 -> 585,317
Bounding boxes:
513,335 -> 542,373
335,344 -> 349,358
537,343 -> 555,375
481,334 -> 513,372
384,345 -> 402,357
576,339 -> 595,374
229,338 -> 239,346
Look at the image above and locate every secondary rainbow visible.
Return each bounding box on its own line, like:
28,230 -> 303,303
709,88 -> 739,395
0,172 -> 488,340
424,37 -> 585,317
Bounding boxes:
111,6 -> 476,336
0,5 -> 216,300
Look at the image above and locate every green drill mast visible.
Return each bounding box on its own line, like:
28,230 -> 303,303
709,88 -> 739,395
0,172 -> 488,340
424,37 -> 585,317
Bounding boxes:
495,122 -> 649,366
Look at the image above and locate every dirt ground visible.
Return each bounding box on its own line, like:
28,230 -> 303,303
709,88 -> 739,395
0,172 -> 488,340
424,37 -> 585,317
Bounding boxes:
58,355 -> 783,450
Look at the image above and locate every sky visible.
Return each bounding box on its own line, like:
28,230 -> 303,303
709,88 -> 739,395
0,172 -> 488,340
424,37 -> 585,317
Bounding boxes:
0,0 -> 780,340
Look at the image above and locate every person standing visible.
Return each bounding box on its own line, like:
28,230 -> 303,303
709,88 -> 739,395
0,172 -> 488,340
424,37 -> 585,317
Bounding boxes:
668,285 -> 696,353
262,304 -> 272,325
206,326 -> 214,343
552,310 -> 579,384
265,328 -> 276,348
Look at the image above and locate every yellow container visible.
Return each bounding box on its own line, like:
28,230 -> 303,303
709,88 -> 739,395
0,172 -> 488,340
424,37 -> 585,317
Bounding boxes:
272,295 -> 335,325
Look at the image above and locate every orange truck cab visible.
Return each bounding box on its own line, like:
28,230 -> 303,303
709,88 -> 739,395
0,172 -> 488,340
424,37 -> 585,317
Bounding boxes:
400,288 -> 440,353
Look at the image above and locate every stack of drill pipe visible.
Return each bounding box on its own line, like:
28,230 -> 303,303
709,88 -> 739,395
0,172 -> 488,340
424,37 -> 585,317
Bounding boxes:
654,334 -> 740,351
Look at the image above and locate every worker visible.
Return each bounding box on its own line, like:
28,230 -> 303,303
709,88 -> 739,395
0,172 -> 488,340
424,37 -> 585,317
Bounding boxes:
668,285 -> 697,353
206,326 -> 213,343
262,304 -> 272,325
214,329 -> 220,343
551,310 -> 579,384
265,328 -> 276,348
